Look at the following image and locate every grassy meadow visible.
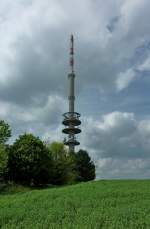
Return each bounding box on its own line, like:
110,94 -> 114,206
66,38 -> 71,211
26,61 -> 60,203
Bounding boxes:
0,180 -> 150,228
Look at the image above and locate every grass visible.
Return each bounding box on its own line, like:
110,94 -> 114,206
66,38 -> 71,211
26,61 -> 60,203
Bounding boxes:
0,180 -> 150,228
0,183 -> 32,195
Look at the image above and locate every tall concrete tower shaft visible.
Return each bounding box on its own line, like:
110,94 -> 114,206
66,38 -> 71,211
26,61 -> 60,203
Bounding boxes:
62,35 -> 81,152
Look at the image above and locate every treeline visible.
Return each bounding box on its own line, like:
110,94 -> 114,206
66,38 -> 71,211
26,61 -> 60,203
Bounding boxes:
0,120 -> 95,186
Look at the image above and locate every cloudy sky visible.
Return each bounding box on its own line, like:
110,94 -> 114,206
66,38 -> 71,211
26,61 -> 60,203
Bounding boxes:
1,0 -> 150,179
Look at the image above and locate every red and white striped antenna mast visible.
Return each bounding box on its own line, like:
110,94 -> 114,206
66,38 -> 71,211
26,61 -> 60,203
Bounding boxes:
70,34 -> 74,73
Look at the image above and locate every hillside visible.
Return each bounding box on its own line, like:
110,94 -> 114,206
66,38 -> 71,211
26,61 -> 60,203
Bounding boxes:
1,180 -> 150,228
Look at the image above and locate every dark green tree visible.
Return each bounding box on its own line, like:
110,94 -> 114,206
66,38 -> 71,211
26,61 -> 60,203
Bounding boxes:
46,142 -> 76,185
0,144 -> 8,181
75,150 -> 95,182
8,133 -> 53,186
0,120 -> 11,181
0,120 -> 11,144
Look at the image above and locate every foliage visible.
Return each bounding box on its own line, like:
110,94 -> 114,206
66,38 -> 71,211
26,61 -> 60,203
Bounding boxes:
8,133 -> 53,186
0,120 -> 11,144
0,144 -> 8,180
1,180 -> 150,228
48,142 -> 67,156
47,142 -> 77,185
75,149 -> 95,182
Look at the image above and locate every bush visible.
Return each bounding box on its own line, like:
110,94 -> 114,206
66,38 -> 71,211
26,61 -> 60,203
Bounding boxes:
8,133 -> 53,186
75,150 -> 95,182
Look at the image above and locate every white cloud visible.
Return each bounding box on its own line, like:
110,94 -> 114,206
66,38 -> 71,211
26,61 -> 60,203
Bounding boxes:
31,95 -> 67,125
96,157 -> 150,179
138,56 -> 150,71
116,69 -> 136,91
81,112 -> 150,178
0,95 -> 66,125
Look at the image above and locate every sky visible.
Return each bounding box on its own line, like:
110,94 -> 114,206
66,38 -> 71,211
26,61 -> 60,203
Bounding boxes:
1,0 -> 150,179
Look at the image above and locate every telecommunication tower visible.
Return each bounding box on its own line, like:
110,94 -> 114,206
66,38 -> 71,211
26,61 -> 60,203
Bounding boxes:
62,35 -> 81,152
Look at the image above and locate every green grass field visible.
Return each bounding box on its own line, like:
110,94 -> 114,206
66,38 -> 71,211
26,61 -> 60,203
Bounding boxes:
1,180 -> 150,229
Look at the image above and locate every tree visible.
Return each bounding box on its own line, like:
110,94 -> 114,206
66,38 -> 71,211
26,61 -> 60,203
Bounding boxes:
0,120 -> 11,182
0,120 -> 11,144
0,144 -> 8,181
8,133 -> 53,186
46,142 -> 76,185
75,150 -> 95,182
